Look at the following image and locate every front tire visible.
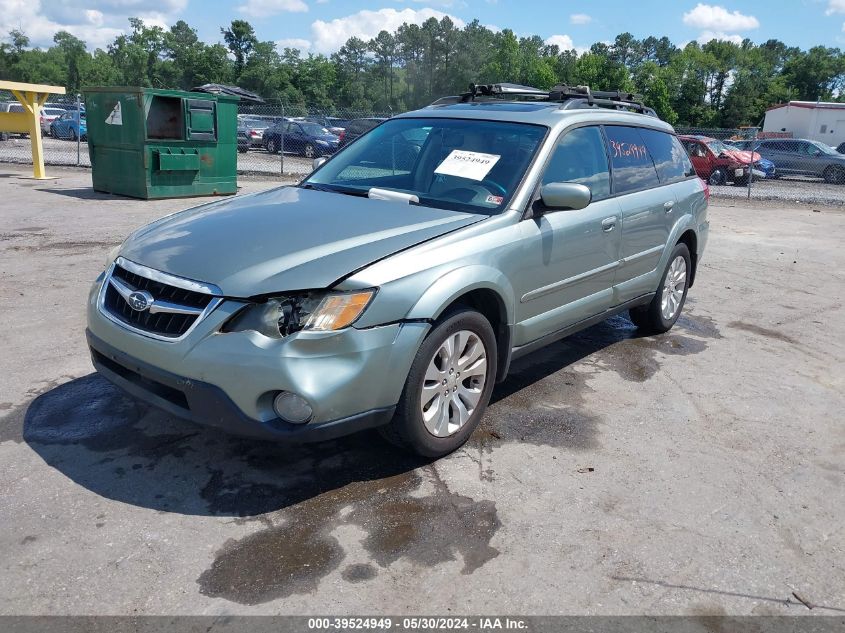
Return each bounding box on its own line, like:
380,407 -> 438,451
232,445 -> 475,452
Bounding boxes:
629,242 -> 691,334
303,143 -> 316,158
708,167 -> 727,186
381,308 -> 497,457
266,138 -> 278,154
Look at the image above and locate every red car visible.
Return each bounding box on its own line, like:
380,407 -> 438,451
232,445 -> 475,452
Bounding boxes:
679,135 -> 763,186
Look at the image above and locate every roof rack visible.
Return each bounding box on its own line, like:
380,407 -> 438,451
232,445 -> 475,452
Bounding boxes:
454,83 -> 658,117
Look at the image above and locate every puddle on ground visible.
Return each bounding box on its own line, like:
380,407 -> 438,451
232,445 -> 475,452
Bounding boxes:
727,321 -> 798,345
13,311 -> 718,605
197,466 -> 500,604
479,314 -> 711,451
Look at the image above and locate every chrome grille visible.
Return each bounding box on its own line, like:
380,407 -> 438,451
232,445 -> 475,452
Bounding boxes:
99,257 -> 221,341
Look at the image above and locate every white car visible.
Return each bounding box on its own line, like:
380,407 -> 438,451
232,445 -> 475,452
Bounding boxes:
40,108 -> 67,135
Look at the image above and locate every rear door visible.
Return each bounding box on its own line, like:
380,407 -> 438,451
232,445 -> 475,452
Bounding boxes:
604,125 -> 672,300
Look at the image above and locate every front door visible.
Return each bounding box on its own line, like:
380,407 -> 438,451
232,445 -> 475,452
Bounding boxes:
512,125 -> 621,346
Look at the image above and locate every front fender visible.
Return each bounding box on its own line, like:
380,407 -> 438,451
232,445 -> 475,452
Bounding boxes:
406,265 -> 516,324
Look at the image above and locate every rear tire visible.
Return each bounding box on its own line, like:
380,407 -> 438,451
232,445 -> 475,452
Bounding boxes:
380,307 -> 497,458
629,242 -> 691,334
823,165 -> 845,184
266,138 -> 278,154
70,128 -> 77,141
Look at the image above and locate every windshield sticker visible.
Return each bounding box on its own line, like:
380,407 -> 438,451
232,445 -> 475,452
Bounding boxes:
485,195 -> 504,205
434,150 -> 500,181
105,102 -> 122,126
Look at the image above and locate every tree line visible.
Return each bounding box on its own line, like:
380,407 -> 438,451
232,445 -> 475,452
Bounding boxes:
1,17 -> 843,128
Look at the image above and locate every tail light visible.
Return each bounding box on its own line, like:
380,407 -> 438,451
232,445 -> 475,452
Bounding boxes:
700,178 -> 710,202
40,116 -> 44,123
338,130 -> 346,142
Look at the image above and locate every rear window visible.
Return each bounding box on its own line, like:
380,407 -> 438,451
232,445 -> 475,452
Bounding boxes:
639,129 -> 695,183
604,126 -> 661,194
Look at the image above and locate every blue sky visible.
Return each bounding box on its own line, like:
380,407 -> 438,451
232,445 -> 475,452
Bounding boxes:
0,0 -> 835,54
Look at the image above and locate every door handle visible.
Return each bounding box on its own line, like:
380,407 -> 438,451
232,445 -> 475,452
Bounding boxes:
664,200 -> 675,212
601,217 -> 616,232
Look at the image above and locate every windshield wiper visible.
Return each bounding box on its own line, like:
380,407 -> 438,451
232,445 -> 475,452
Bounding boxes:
299,182 -> 369,197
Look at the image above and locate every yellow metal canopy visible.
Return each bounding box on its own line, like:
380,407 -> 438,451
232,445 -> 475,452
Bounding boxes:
0,80 -> 67,179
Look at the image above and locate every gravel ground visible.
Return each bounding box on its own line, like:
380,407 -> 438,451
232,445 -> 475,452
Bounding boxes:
1,164 -> 843,616
710,176 -> 845,207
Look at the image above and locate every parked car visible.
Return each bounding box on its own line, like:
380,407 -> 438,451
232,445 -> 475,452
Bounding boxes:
50,111 -> 87,140
0,102 -> 27,140
236,127 -> 251,154
753,138 -> 845,183
263,120 -> 340,157
338,117 -> 387,148
87,86 -> 708,457
238,118 -> 271,148
39,107 -> 67,135
722,139 -> 777,178
679,135 -> 768,185
307,116 -> 350,135
836,141 -> 845,154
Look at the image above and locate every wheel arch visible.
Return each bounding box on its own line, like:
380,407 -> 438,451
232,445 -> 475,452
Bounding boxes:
406,266 -> 515,382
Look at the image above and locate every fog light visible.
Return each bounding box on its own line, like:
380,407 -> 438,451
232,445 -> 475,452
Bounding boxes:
273,392 -> 313,424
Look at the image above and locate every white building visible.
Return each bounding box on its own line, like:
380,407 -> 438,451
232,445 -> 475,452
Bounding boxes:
763,101 -> 845,147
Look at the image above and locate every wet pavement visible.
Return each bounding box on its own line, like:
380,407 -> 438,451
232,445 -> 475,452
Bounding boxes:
1,165 -> 844,615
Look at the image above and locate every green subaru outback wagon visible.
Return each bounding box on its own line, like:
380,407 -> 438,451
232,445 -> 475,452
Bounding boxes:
87,85 -> 709,457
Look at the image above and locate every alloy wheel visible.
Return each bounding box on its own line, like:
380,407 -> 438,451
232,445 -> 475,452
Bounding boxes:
661,255 -> 687,320
420,330 -> 488,438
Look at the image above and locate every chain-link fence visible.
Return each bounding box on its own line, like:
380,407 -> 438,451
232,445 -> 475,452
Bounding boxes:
2,92 -> 845,205
676,126 -> 845,206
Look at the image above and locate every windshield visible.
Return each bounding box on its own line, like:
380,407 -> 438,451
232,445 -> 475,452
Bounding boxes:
706,140 -> 732,155
304,117 -> 546,215
811,141 -> 837,156
300,123 -> 330,135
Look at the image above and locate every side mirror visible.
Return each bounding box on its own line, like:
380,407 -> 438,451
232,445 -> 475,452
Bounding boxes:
539,182 -> 592,211
312,156 -> 328,171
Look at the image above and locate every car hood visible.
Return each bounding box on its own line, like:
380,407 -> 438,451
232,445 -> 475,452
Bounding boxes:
725,149 -> 760,164
118,186 -> 482,297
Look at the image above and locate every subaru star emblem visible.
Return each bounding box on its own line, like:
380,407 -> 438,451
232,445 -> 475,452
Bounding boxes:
127,290 -> 154,312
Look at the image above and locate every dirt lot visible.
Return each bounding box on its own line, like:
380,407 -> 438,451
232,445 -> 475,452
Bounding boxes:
0,165 -> 843,616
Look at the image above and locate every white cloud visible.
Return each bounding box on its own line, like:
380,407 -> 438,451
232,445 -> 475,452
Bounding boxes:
569,13 -> 592,25
544,34 -> 588,55
827,0 -> 845,15
545,34 -> 575,50
682,3 -> 759,31
276,37 -> 312,51
310,7 -> 465,53
0,0 -> 183,50
696,30 -> 744,44
237,0 -> 308,18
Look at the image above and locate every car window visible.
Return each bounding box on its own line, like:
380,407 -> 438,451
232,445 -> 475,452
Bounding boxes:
10,104 -> 24,113
542,126 -> 610,200
604,126 -> 661,194
306,117 -> 546,216
639,130 -> 694,183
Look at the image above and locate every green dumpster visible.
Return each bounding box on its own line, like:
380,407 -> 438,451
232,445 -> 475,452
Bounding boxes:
83,87 -> 238,199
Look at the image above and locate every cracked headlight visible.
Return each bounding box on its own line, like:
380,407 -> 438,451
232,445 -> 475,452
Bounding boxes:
224,290 -> 376,338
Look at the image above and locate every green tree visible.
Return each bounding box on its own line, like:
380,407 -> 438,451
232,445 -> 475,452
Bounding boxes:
221,20 -> 257,79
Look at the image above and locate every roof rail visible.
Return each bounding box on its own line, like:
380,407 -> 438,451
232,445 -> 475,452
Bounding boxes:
453,82 -> 658,117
